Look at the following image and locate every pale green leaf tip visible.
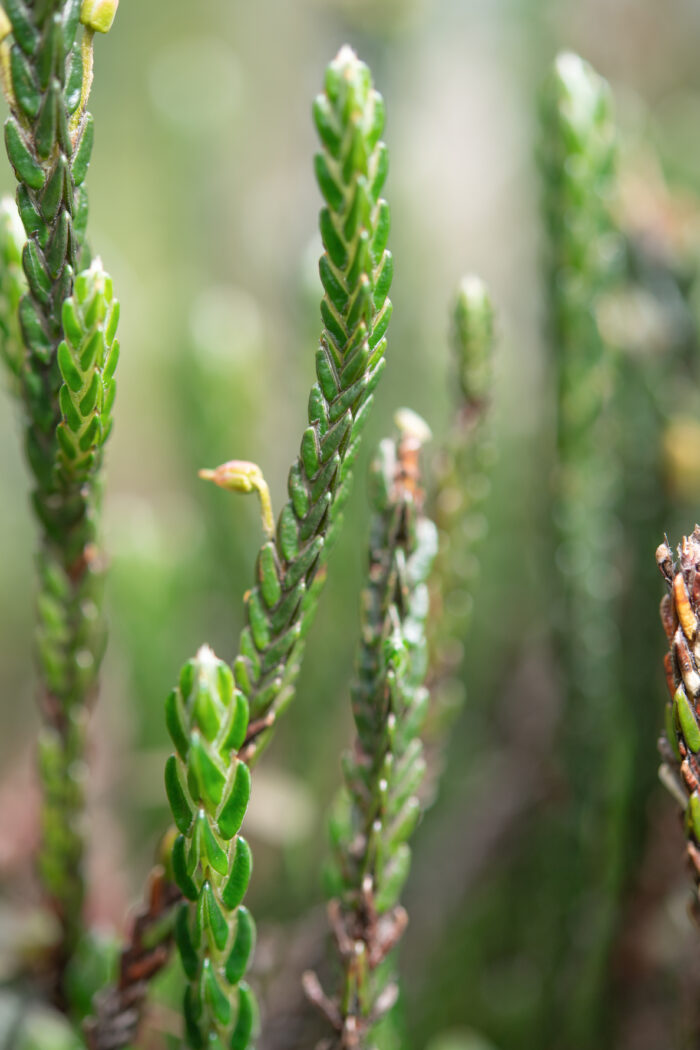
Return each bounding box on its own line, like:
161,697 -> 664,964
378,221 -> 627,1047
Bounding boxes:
0,10 -> 10,42
86,255 -> 109,291
195,643 -> 220,674
0,195 -> 25,254
394,407 -> 432,445
81,0 -> 119,33
333,44 -> 361,72
550,50 -> 611,126
456,274 -> 491,313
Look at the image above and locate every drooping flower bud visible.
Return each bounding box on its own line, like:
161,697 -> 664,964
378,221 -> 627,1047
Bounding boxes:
81,0 -> 119,33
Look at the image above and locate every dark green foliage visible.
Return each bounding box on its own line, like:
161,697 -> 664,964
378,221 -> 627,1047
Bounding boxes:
165,646 -> 258,1050
2,0 -> 95,504
539,52 -> 627,1045
0,0 -> 115,985
36,258 -> 119,970
229,46 -> 393,761
311,416 -> 438,1048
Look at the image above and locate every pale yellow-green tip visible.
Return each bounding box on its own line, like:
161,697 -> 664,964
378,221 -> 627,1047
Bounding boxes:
394,407 -> 432,446
0,9 -> 11,43
199,459 -> 275,538
80,0 -> 119,33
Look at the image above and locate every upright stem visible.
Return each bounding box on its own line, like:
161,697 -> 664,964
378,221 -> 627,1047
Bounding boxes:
424,276 -> 495,797
229,46 -> 394,764
0,0 -> 116,998
307,415 -> 438,1049
539,51 -> 625,1046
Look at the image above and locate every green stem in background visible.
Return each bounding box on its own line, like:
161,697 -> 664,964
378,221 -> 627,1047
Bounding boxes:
0,0 -> 116,992
165,646 -> 258,1050
220,45 -> 393,764
305,412 -> 438,1050
424,276 -> 495,797
84,856 -> 181,1050
37,258 -> 119,987
539,51 -> 625,1047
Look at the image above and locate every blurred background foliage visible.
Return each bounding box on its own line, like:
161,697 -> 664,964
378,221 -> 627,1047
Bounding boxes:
4,0 -> 700,1048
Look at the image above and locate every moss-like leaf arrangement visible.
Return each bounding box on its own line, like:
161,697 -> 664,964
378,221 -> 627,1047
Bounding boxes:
539,51 -> 625,1041
1,0 -> 104,494
540,51 -> 620,716
306,412 -> 438,1048
54,257 -> 119,486
226,45 -> 392,761
165,646 -> 258,1050
540,51 -> 620,724
37,254 -> 119,934
656,529 -> 700,923
426,276 -> 494,761
0,0 -> 118,983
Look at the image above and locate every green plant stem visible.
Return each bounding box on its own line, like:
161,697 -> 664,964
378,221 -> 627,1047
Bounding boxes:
539,51 -> 626,1047
165,646 -> 258,1050
227,45 -> 393,765
0,0 -> 111,993
307,415 -> 437,1049
424,276 -> 495,797
106,44 -> 393,1047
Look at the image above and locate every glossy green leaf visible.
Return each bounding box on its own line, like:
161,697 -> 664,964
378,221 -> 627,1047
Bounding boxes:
217,762 -> 251,840
197,811 -> 228,876
175,903 -> 198,980
171,835 -> 198,902
676,686 -> 700,753
200,881 -> 229,952
4,0 -> 38,54
165,755 -> 194,835
222,837 -> 252,911
225,906 -> 256,984
222,690 -> 248,753
202,957 -> 231,1027
10,43 -> 39,117
258,542 -> 282,608
71,113 -> 94,186
230,982 -> 258,1050
5,118 -> 44,189
188,733 -> 226,809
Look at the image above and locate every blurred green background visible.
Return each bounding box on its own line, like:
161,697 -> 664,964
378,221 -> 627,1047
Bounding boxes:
4,0 -> 700,1048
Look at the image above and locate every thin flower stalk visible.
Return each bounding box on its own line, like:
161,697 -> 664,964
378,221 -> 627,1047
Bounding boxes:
306,412 -> 438,1049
